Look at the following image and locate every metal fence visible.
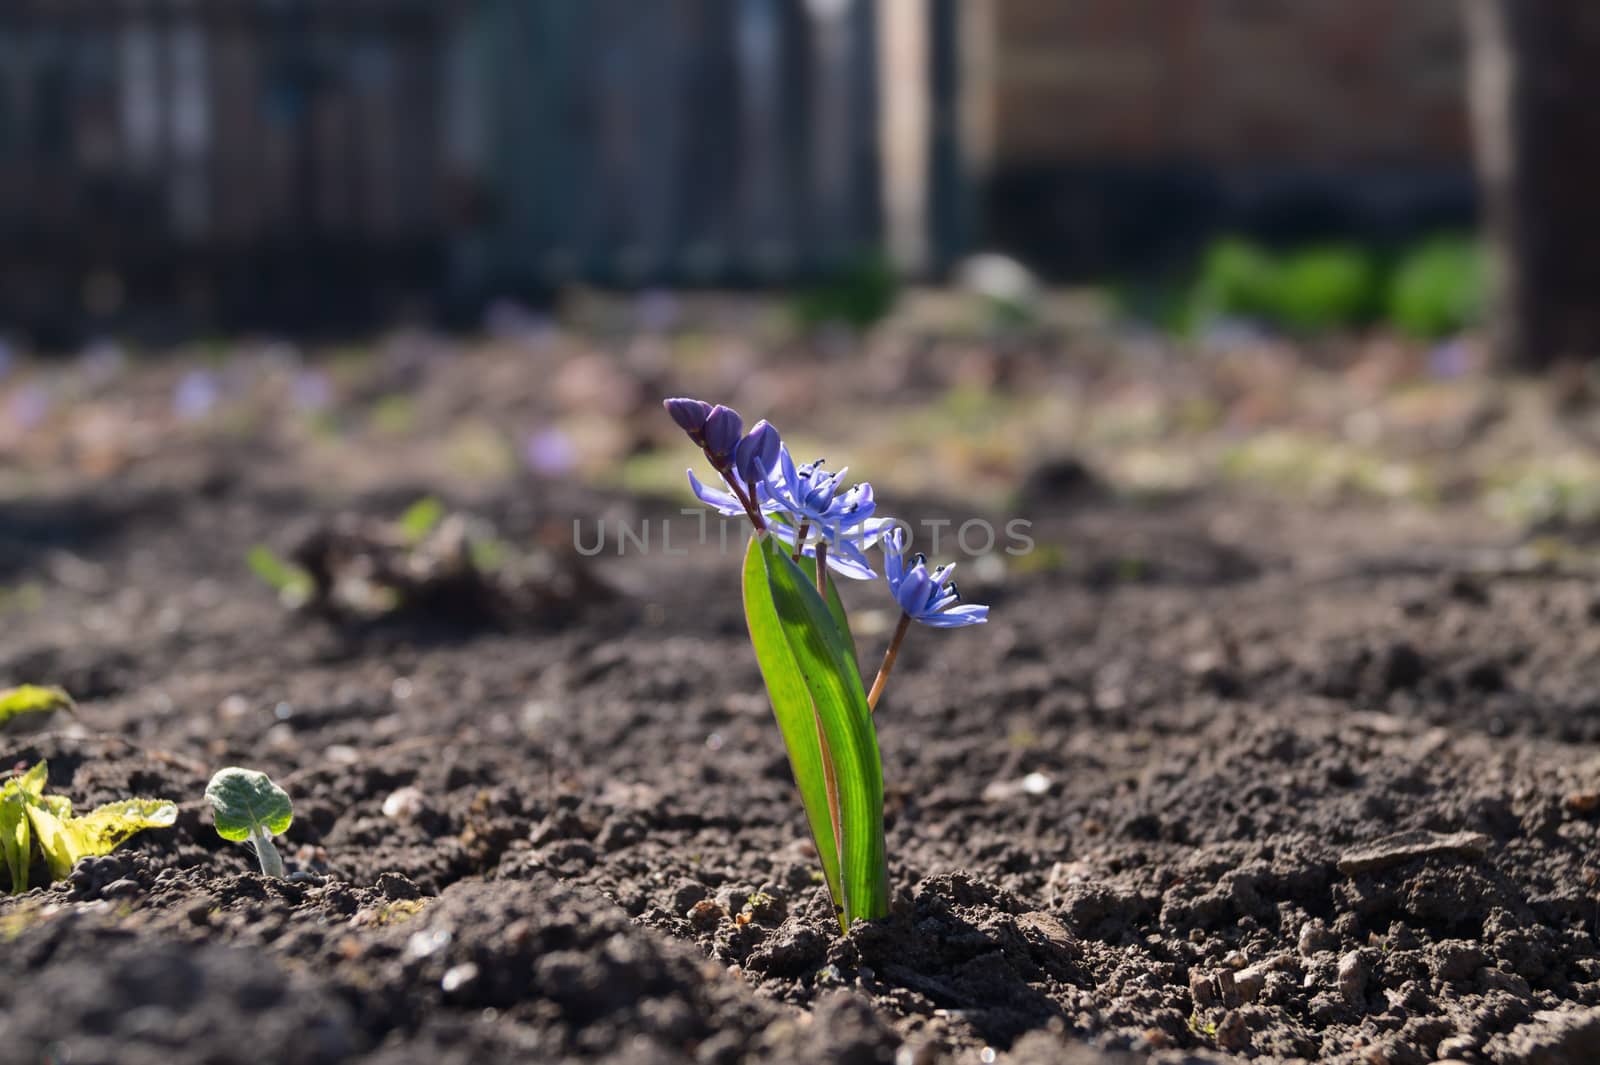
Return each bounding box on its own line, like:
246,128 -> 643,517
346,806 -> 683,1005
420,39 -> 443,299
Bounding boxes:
0,0 -> 940,338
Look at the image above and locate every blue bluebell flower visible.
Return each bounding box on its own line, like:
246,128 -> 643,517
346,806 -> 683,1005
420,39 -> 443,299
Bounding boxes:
664,397 -> 714,436
687,463 -> 773,518
881,527 -> 988,627
761,445 -> 889,580
701,405 -> 743,464
734,419 -> 781,486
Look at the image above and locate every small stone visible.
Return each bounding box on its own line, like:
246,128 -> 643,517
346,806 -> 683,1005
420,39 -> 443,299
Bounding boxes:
1337,830 -> 1491,875
687,898 -> 724,930
381,786 -> 427,824
1339,950 -> 1370,1007
1233,965 -> 1267,1005
101,878 -> 142,899
982,773 -> 1053,802
441,962 -> 479,994
1566,791 -> 1600,814
1299,918 -> 1338,956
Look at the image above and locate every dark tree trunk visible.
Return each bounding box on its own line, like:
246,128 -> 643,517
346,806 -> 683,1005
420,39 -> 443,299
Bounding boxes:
1466,0 -> 1600,367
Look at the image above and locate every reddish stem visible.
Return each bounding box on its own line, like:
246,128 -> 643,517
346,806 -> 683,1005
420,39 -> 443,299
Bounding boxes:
866,612 -> 913,712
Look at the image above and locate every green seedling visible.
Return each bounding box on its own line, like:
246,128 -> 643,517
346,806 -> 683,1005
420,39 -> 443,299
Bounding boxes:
205,767 -> 293,878
246,545 -> 314,607
0,762 -> 176,893
397,496 -> 446,544
0,685 -> 74,731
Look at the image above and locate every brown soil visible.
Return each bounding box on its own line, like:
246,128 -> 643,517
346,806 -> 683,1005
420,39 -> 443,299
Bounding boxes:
5,453 -> 1600,1065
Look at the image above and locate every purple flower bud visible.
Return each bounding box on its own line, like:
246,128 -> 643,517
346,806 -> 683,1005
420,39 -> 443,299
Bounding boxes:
702,404 -> 743,463
663,397 -> 714,435
734,420 -> 781,485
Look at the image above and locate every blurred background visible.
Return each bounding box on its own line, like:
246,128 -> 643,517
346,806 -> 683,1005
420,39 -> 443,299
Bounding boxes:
3,0 -> 1600,534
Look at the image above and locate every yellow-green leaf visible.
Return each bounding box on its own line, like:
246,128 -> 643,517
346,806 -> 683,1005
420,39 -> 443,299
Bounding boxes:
0,685 -> 74,730
1,761 -> 177,893
0,789 -> 29,894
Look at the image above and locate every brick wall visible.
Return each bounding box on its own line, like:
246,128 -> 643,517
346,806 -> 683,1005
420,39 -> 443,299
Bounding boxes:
989,0 -> 1469,170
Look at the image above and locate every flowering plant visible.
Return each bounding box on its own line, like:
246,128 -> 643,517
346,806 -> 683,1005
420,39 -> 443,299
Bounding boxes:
666,398 -> 986,932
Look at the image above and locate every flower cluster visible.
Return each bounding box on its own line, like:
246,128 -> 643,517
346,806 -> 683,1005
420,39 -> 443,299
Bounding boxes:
666,396 -> 991,929
666,396 -> 986,708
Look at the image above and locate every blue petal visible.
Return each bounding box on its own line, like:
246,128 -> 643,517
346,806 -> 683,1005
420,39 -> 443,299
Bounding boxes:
881,526 -> 907,587
767,523 -> 878,580
919,604 -> 989,628
687,469 -> 749,516
895,565 -> 933,615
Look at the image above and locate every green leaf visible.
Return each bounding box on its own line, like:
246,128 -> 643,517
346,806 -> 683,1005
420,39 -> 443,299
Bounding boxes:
205,768 -> 293,843
801,556 -> 858,667
0,786 -> 30,895
1,761 -> 176,892
0,685 -> 74,730
246,546 -> 313,606
398,496 -> 445,544
745,535 -> 888,930
743,538 -> 842,923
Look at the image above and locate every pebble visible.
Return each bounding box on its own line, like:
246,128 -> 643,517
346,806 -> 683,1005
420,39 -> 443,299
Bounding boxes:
686,898 -> 724,930
981,772 -> 1054,802
441,962 -> 479,994
1336,830 -> 1491,875
1338,950 -> 1369,1007
382,786 -> 427,823
100,878 -> 142,899
1299,918 -> 1338,956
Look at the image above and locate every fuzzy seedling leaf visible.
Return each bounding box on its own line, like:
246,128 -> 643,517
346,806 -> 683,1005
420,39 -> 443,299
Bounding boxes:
0,684 -> 74,730
205,768 -> 293,878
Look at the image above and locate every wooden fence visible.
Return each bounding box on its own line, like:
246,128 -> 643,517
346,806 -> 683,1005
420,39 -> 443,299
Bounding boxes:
0,0 -> 953,336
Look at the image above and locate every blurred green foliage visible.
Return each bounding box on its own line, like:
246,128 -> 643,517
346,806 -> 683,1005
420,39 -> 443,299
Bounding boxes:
1386,237 -> 1486,339
790,252 -> 899,330
1173,234 -> 1484,339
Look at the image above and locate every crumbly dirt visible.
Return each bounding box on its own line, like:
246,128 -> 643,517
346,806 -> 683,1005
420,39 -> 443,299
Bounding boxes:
5,452 -> 1600,1065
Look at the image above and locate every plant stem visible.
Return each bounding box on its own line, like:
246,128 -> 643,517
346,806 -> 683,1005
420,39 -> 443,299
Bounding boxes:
867,612 -> 913,712
251,825 -> 285,879
791,522 -> 810,562
814,542 -> 828,596
715,462 -> 767,532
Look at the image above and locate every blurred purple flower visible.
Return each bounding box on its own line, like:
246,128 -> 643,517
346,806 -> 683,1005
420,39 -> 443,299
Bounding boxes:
1427,338 -> 1472,380
173,369 -> 220,421
634,290 -> 680,334
290,370 -> 333,412
524,427 -> 577,476
6,383 -> 50,430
